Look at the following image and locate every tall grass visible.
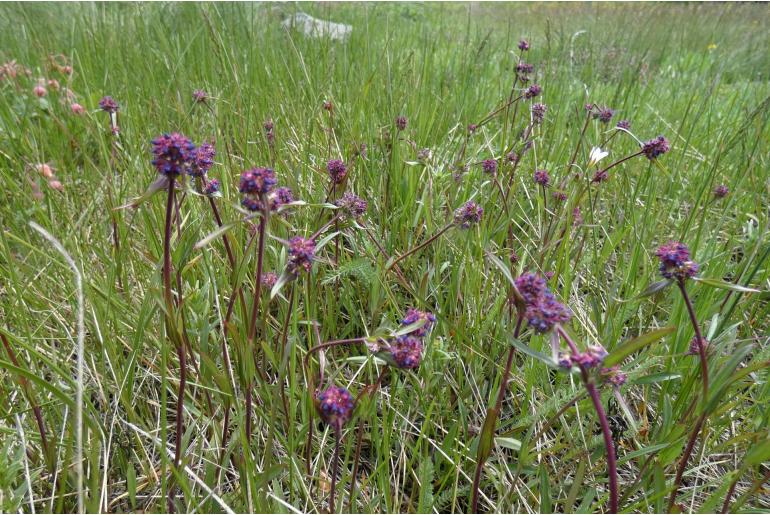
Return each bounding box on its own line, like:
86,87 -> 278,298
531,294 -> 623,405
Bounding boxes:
1,2 -> 769,513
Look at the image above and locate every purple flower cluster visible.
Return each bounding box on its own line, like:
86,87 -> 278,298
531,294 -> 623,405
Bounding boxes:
552,190 -> 567,202
534,169 -> 550,186
389,335 -> 424,369
268,187 -> 294,212
396,115 -> 408,131
287,236 -> 316,275
516,62 -> 534,75
506,151 -> 519,165
189,142 -> 215,177
98,95 -> 119,113
616,119 -> 631,130
518,39 -> 530,51
192,89 -> 209,103
592,169 -> 609,183
203,178 -> 220,196
151,133 -> 196,177
261,271 -> 278,288
560,345 -> 608,370
335,192 -> 368,219
713,184 -> 729,198
514,273 -> 571,333
239,167 -> 277,196
594,106 -> 615,124
327,159 -> 347,184
687,337 -> 709,356
641,136 -> 670,160
264,119 -> 275,146
317,385 -> 355,429
401,308 -> 437,338
656,241 -> 698,281
531,103 -> 547,124
524,84 -> 542,99
600,365 -> 628,387
482,159 -> 498,175
454,201 -> 483,228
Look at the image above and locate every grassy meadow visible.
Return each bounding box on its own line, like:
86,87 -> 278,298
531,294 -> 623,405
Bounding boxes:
1,2 -> 769,513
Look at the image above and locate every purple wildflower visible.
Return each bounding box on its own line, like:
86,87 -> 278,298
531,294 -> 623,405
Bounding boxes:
151,133 -> 195,176
189,142 -> 215,177
323,100 -> 333,112
714,184 -> 729,198
514,273 -> 548,305
687,337 -> 709,356
571,345 -> 608,369
467,123 -> 478,134
572,207 -> 583,226
641,136 -> 670,160
98,96 -> 119,113
261,272 -> 278,289
317,386 -> 355,429
241,197 -> 263,212
534,169 -> 550,186
390,335 -> 424,369
594,106 -> 615,124
203,178 -> 220,196
454,201 -> 483,228
264,119 -> 274,132
524,291 -> 572,333
531,103 -> 547,124
401,308 -> 436,338
509,250 -> 519,264
396,115 -> 408,131
518,39 -> 530,51
334,192 -> 368,219
287,236 -> 316,275
592,169 -> 609,183
327,159 -> 347,184
616,119 -> 631,130
482,159 -> 498,175
524,84 -> 542,99
239,167 -> 277,195
552,190 -> 567,202
516,62 -> 534,75
192,89 -> 208,103
601,365 -> 628,387
656,241 -> 699,280
506,151 -> 519,165
268,187 -> 294,212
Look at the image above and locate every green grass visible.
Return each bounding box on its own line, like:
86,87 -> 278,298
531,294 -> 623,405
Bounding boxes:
1,2 -> 769,513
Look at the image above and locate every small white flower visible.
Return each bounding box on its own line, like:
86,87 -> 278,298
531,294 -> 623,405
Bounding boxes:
588,146 -> 609,168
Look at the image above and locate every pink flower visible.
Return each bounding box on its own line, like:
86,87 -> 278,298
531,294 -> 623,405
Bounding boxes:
70,103 -> 85,115
33,86 -> 47,97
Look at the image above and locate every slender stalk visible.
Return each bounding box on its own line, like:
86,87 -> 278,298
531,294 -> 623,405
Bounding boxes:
471,314 -> 523,512
594,150 -> 644,178
329,427 -> 342,513
667,412 -> 707,512
162,176 -> 176,309
567,108 -> 592,173
245,208 -> 267,445
677,280 -> 709,399
388,223 -> 454,271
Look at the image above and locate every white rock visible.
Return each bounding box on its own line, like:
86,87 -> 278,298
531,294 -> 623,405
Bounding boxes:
282,12 -> 352,41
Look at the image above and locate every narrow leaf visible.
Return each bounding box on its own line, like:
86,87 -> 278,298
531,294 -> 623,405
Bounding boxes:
693,277 -> 760,293
603,326 -> 676,367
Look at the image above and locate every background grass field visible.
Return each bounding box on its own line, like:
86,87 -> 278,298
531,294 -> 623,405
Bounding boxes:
1,2 -> 769,513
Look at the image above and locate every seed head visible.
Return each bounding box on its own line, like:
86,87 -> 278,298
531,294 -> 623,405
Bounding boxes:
454,201 -> 483,228
482,159 -> 498,175
506,151 -> 519,165
287,236 -> 316,275
641,136 -> 670,160
534,169 -> 550,186
327,159 -> 347,184
317,386 -> 355,429
531,103 -> 547,123
323,100 -> 333,112
98,96 -> 119,113
239,167 -> 277,195
713,184 -> 729,198
396,115 -> 408,131
656,241 -> 698,280
151,133 -> 195,176
401,308 -> 436,337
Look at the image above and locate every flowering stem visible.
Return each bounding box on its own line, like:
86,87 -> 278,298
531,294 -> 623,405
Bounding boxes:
162,176 -> 176,309
470,313 -> 524,513
329,426 -> 342,513
667,411 -> 707,512
244,208 -> 267,445
388,223 -> 454,271
567,108 -> 592,172
677,279 -> 709,399
596,149 -> 644,177
556,326 -> 618,513
311,212 -> 343,241
477,94 -> 524,128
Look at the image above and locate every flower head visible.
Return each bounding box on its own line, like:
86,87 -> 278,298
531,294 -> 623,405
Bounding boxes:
261,272 -> 278,289
516,62 -> 534,75
588,146 -> 609,168
189,142 -> 215,177
192,89 -> 209,103
570,345 -> 608,368
317,386 -> 355,429
524,84 -> 542,99
687,337 -> 709,356
600,365 -> 628,387
514,273 -> 548,305
531,103 -> 547,124
594,106 -> 615,124
592,170 -> 609,183
98,96 -> 119,113
401,308 -> 436,338
534,169 -> 550,186
335,192 -> 368,219
239,167 -> 277,195
33,85 -> 47,97
641,136 -> 670,160
454,201 -> 483,228
506,151 -> 519,165
656,241 -> 698,280
518,39 -> 530,51
287,236 -> 316,275
482,158 -> 498,175
416,148 -> 432,163
616,119 -> 631,130
203,178 -> 220,196
396,115 -> 408,131
323,100 -> 333,112
70,103 -> 85,115
327,159 -> 347,184
552,190 -> 567,202
467,123 -> 478,134
151,133 -> 195,176
713,184 -> 729,198
389,335 -> 424,369
268,187 -> 294,211
524,291 -> 572,333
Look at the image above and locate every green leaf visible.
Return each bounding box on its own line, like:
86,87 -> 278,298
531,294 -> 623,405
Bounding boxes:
116,175 -> 169,210
417,458 -> 434,514
617,443 -> 670,465
603,326 -> 676,367
637,279 -> 674,298
633,372 -> 682,385
693,277 -> 760,293
509,336 -> 559,368
495,437 -> 522,451
194,219 -> 243,250
744,439 -> 770,466
476,407 -> 499,463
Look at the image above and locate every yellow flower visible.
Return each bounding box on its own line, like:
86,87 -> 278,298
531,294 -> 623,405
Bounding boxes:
707,43 -> 718,51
